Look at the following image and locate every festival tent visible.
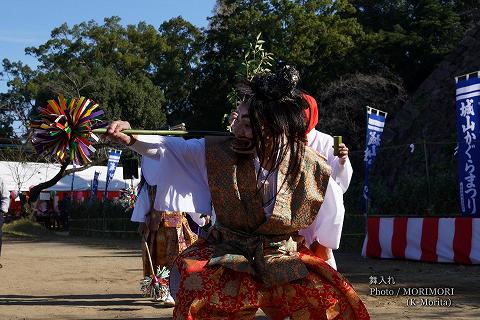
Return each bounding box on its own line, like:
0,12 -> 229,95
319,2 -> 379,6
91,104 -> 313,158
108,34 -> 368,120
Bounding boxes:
0,161 -> 140,205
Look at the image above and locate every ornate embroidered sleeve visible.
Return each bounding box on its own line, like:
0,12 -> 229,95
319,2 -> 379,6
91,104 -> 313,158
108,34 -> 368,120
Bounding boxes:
298,177 -> 345,249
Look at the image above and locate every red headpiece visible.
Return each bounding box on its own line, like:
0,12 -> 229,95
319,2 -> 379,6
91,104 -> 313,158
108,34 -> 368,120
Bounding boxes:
303,93 -> 318,134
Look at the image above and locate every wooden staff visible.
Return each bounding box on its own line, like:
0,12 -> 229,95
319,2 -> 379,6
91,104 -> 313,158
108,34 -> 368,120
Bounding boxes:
143,238 -> 156,278
92,128 -> 232,136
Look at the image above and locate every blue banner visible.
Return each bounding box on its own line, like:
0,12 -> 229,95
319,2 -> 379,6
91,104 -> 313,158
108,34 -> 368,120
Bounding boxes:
455,75 -> 480,216
363,107 -> 387,214
91,171 -> 100,201
105,149 -> 122,197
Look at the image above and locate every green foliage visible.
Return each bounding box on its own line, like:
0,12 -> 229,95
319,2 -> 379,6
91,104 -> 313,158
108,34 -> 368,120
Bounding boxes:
0,113 -> 14,141
0,59 -> 39,139
3,218 -> 49,238
2,16 -> 206,135
350,0 -> 464,90
223,33 -> 274,129
155,17 -> 204,124
69,199 -> 138,238
86,68 -> 166,129
189,0 -> 368,129
2,2 -> 467,132
1,1 -> 473,216
366,169 -> 459,216
455,0 -> 480,26
241,33 -> 274,81
346,141 -> 461,216
69,199 -> 133,219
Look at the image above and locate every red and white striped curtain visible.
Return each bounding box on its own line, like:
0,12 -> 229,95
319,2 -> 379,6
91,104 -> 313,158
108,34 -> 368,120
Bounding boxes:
362,216 -> 480,264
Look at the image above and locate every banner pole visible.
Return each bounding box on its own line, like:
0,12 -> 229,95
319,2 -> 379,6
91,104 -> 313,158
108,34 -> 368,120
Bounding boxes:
455,70 -> 480,84
423,139 -> 432,214
363,106 -> 388,233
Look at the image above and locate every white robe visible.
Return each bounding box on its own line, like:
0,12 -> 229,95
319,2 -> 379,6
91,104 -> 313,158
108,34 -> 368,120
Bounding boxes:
129,135 -> 345,269
307,129 -> 353,193
1,178 -> 10,214
306,129 -> 353,268
130,135 -> 210,227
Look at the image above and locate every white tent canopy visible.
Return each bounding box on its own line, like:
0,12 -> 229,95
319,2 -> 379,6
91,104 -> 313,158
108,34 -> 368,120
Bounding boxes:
0,161 -> 140,192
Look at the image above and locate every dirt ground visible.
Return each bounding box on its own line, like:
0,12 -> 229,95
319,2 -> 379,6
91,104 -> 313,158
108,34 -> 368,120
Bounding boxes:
0,234 -> 479,320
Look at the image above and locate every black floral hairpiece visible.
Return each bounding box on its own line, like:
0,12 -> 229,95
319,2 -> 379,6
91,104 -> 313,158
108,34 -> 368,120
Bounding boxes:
238,65 -> 300,102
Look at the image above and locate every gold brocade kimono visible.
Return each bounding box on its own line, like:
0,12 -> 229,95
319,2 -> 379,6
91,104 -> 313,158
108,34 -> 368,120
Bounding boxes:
142,185 -> 198,276
172,137 -> 369,319
204,136 -> 331,286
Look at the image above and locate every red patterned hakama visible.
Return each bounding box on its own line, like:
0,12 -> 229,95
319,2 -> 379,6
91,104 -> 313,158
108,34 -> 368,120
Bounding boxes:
171,239 -> 369,320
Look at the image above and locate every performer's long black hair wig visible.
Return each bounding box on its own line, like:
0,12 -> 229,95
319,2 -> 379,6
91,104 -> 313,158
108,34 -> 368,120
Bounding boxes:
238,65 -> 308,194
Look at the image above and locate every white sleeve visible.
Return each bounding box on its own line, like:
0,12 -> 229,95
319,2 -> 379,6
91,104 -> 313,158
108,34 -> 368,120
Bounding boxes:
298,177 -> 345,250
1,179 -> 10,213
322,135 -> 352,194
325,254 -> 337,270
129,135 -> 206,171
185,212 -> 206,227
130,135 -> 211,214
130,185 -> 149,223
308,130 -> 352,193
332,158 -> 353,193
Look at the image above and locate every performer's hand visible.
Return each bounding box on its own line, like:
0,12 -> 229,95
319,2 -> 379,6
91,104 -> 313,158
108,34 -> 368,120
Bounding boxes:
105,120 -> 136,146
228,111 -> 239,133
337,143 -> 349,165
203,215 -> 211,226
229,111 -> 238,125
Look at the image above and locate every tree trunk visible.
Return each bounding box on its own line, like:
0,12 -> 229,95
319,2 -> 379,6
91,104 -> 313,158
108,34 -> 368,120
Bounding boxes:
28,161 -> 69,204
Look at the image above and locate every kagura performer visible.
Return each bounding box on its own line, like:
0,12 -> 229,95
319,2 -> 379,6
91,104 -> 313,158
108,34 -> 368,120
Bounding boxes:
131,137 -> 211,306
106,66 -> 369,319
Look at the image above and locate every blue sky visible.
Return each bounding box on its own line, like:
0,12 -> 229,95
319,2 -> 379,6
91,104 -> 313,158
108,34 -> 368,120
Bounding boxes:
0,0 -> 217,93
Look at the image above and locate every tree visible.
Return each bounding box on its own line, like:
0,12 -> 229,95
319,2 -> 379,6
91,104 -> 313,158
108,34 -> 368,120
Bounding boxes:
0,59 -> 40,139
192,0 -> 366,129
350,0 -> 464,91
319,72 -> 408,215
22,17 -> 169,130
0,104 -> 14,142
318,72 -> 408,150
153,17 -> 205,124
455,0 -> 480,28
0,17 -> 173,202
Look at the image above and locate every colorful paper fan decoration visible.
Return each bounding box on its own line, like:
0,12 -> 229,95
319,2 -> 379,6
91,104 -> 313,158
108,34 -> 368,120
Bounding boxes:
30,95 -> 106,165
119,185 -> 138,210
140,266 -> 170,301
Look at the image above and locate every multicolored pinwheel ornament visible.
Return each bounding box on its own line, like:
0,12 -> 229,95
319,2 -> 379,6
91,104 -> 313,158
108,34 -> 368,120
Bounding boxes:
30,95 -> 231,166
30,95 -> 105,166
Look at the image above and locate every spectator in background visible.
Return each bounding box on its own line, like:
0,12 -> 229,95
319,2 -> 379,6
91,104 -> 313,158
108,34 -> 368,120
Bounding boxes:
59,194 -> 72,230
35,200 -> 49,228
9,191 -> 17,220
1,177 -> 11,267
